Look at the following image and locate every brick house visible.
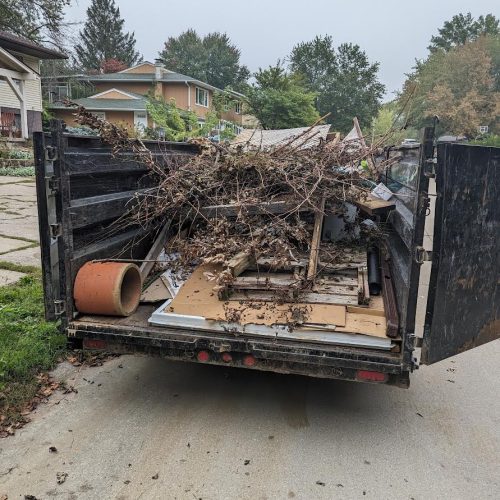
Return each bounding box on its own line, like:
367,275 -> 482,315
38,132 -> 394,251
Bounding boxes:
45,61 -> 245,134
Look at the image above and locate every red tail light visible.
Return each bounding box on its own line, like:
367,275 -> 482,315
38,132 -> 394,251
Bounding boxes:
197,350 -> 210,362
356,370 -> 388,383
83,339 -> 107,350
221,352 -> 233,363
243,355 -> 256,367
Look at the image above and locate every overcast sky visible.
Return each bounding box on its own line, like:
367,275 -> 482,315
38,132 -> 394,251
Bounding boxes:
66,0 -> 499,99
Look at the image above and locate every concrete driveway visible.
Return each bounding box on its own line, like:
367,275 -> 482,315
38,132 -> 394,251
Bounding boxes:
0,176 -> 41,283
0,178 -> 498,499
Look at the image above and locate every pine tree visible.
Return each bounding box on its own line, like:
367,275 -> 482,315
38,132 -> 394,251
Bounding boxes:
74,0 -> 141,71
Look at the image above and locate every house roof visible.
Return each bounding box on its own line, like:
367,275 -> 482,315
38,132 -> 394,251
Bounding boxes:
50,96 -> 147,111
233,125 -> 331,150
74,70 -> 233,94
0,31 -> 67,59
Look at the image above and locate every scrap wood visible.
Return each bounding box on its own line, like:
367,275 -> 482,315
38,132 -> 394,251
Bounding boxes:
227,251 -> 255,277
139,220 -> 171,280
307,197 -> 326,280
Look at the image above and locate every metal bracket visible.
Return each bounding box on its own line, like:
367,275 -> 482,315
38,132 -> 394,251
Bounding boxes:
424,158 -> 436,178
415,246 -> 433,264
54,299 -> 66,317
49,223 -> 62,238
46,175 -> 60,194
45,145 -> 58,161
209,342 -> 232,353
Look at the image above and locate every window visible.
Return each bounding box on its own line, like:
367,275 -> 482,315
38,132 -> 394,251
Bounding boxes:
92,112 -> 106,120
195,87 -> 208,107
235,101 -> 242,114
48,84 -> 69,103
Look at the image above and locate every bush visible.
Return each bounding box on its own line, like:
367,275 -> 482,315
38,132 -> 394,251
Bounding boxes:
0,166 -> 35,177
468,134 -> 500,147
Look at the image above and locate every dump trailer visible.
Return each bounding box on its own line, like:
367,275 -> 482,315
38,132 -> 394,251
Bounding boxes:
33,124 -> 499,388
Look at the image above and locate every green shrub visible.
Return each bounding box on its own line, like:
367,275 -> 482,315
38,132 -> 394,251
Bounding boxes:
0,166 -> 35,177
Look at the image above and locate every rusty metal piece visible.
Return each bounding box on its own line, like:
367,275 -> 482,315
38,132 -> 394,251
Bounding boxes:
74,261 -> 142,316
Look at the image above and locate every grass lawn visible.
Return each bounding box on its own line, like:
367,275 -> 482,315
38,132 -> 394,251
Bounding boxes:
0,261 -> 66,429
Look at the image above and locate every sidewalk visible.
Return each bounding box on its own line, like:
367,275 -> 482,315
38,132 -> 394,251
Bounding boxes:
0,176 -> 40,284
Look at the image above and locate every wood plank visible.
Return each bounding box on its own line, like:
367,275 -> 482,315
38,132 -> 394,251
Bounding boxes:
357,268 -> 365,304
307,197 -> 325,280
298,293 -> 359,306
312,283 -> 357,295
227,251 -> 254,277
354,195 -> 395,216
231,274 -> 298,291
362,267 -> 370,304
319,276 -> 358,286
140,221 -> 171,280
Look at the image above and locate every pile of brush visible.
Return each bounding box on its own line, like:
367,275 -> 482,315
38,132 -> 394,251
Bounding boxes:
74,107 -> 391,286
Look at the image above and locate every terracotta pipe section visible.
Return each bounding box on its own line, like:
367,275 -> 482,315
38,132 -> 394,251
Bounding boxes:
74,262 -> 142,317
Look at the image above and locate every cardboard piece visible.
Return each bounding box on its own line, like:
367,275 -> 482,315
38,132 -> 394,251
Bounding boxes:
165,264 -> 347,328
140,277 -> 172,303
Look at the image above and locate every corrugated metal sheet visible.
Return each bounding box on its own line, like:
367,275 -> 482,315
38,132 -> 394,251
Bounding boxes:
232,125 -> 331,150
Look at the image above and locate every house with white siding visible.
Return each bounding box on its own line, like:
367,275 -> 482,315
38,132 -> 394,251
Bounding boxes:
0,31 -> 66,140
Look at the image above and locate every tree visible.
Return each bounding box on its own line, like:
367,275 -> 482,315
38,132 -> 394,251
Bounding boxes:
245,63 -> 320,130
74,0 -> 141,72
399,36 -> 499,136
0,0 -> 70,44
368,102 -> 417,146
159,30 -> 249,90
429,12 -> 499,52
100,58 -> 128,73
290,36 -> 385,133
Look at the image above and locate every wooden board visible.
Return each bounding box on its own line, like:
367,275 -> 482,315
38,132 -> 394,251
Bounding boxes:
354,195 -> 395,216
307,197 -> 325,280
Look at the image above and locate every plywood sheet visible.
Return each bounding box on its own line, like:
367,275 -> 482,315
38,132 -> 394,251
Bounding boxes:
165,264 -> 347,328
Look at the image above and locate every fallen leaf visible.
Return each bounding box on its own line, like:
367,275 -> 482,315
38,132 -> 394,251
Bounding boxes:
152,473 -> 159,480
49,446 -> 57,453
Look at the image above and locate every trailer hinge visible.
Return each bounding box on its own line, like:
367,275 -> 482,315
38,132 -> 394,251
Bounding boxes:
54,299 -> 66,317
49,223 -> 62,238
415,246 -> 432,264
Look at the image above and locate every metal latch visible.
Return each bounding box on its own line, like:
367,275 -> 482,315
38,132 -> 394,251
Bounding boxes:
209,342 -> 232,353
54,299 -> 66,316
415,246 -> 433,264
47,175 -> 60,194
45,145 -> 58,161
424,158 -> 436,177
49,223 -> 62,238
